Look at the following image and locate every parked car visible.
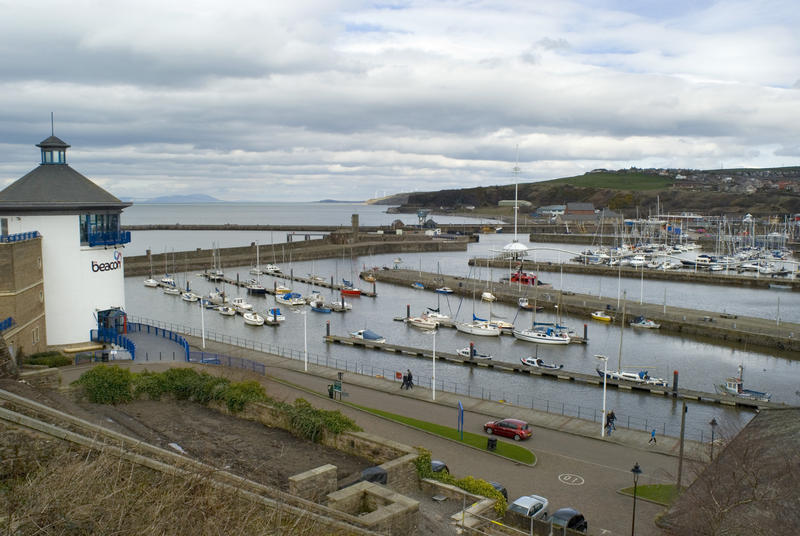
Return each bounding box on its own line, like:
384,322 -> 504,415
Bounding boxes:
431,460 -> 449,474
508,495 -> 549,520
489,481 -> 508,501
550,507 -> 587,533
484,418 -> 532,441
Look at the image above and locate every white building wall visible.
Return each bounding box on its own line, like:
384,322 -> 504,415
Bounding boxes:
8,214 -> 126,345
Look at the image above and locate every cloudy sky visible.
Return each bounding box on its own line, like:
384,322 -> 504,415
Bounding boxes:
1,0 -> 799,202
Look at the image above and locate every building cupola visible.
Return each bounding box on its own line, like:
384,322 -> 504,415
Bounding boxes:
36,135 -> 70,165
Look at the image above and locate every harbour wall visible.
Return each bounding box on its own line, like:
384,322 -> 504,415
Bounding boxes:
122,234 -> 470,278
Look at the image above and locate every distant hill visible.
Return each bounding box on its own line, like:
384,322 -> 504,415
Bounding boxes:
143,194 -> 222,204
317,199 -> 365,203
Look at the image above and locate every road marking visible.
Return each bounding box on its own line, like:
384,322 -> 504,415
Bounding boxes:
558,473 -> 585,486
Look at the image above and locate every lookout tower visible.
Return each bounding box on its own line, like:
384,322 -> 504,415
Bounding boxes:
0,132 -> 132,349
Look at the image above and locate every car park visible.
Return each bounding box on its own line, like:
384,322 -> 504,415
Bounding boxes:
508,495 -> 549,520
550,507 -> 587,533
484,418 -> 532,441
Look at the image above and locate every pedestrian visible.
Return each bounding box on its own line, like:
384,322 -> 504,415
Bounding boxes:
407,369 -> 413,389
608,410 -> 617,431
401,374 -> 408,389
649,428 -> 657,445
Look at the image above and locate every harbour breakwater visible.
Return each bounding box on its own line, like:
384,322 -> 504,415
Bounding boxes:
121,234 -> 470,278
365,268 -> 800,353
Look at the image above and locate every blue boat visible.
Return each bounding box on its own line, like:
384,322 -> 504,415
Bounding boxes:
350,329 -> 386,343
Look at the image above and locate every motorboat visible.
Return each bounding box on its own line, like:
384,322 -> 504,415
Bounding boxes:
425,308 -> 450,323
274,284 -> 291,295
350,329 -> 386,343
361,273 -> 376,283
457,347 -> 492,360
243,312 -> 265,326
309,298 -> 332,313
455,321 -> 501,337
518,298 -> 543,311
143,278 -> 159,288
231,297 -> 253,313
341,279 -> 362,296
246,279 -> 267,295
406,316 -> 438,330
490,320 -> 514,333
509,271 -> 551,288
512,326 -> 570,345
591,311 -> 613,323
160,275 -> 176,287
435,287 -> 454,294
206,289 -> 228,305
206,268 -> 225,281
411,282 -> 425,290
266,307 -> 285,322
330,300 -> 352,312
714,365 -> 771,402
217,306 -> 237,316
596,368 -> 668,387
163,284 -> 181,296
276,292 -> 305,306
520,356 -> 563,370
629,316 -> 661,329
264,264 -> 281,274
181,291 -> 200,302
481,292 -> 496,302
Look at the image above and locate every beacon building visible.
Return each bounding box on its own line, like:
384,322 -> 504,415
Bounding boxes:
0,134 -> 131,356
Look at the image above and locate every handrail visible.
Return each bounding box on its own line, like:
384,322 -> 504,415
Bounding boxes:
0,231 -> 40,243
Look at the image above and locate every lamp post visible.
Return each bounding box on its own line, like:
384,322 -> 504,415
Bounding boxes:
293,308 -> 308,372
596,354 -> 608,438
631,462 -> 642,536
709,417 -> 718,461
198,298 -> 206,349
425,329 -> 437,401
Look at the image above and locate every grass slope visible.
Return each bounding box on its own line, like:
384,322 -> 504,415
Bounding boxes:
349,403 -> 535,464
544,172 -> 673,191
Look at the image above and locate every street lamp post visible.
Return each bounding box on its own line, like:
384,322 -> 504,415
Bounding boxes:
303,309 -> 308,372
631,462 -> 642,536
709,417 -> 718,461
426,329 -> 437,401
596,355 -> 608,438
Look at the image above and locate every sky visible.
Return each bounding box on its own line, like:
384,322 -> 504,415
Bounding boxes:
1,0 -> 799,202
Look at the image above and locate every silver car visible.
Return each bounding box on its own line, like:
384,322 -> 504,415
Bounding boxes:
508,494 -> 549,520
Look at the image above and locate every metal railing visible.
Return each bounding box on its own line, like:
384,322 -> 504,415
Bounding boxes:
127,314 -> 713,442
90,327 -> 136,358
87,230 -> 131,247
126,322 -> 190,361
0,317 -> 13,332
0,231 -> 40,243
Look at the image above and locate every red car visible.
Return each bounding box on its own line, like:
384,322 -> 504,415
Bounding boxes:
484,418 -> 532,441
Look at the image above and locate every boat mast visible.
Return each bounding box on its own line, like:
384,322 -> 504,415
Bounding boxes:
618,290 -> 626,371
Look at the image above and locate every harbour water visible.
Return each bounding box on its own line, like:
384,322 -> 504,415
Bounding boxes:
122,203 -> 800,442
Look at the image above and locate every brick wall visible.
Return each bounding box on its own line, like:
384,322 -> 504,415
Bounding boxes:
0,238 -> 46,358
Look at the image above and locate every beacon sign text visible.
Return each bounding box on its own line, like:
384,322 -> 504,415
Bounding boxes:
91,251 -> 123,273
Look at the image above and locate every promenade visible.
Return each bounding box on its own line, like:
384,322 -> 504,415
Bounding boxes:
69,328 -> 706,534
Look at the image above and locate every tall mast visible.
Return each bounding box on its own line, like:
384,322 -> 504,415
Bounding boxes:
513,145 -> 520,242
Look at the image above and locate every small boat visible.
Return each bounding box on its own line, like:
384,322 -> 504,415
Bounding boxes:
435,287 -> 454,294
517,298 -> 543,311
425,308 -> 450,323
160,275 -> 176,287
341,287 -> 362,297
143,278 -> 159,288
330,300 -> 352,312
490,320 -> 514,333
163,284 -> 181,296
512,327 -> 570,345
509,271 -> 551,288
455,321 -> 501,337
274,284 -> 291,295
481,292 -> 496,302
243,312 -> 265,326
309,298 -> 332,313
231,297 -> 253,313
276,292 -> 305,306
350,329 -> 386,343
266,307 -> 285,322
206,268 -> 225,281
407,316 -> 438,330
206,289 -> 228,305
596,368 -> 668,387
457,347 -> 492,360
264,264 -> 281,274
591,311 -> 613,322
411,282 -> 425,290
246,279 -> 267,295
520,356 -> 563,369
181,291 -> 200,302
714,365 -> 771,402
217,306 -> 237,316
362,273 -> 376,283
629,316 -> 660,329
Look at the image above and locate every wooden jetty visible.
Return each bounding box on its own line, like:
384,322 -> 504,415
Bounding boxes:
202,270 -> 378,298
323,334 -> 786,410
365,268 -> 800,353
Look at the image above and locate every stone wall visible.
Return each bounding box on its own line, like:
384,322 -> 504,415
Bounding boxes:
0,238 -> 46,358
326,481 -> 419,535
288,464 -> 337,502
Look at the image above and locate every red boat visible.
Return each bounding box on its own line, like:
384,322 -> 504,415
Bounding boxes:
341,287 -> 362,297
511,271 -> 539,285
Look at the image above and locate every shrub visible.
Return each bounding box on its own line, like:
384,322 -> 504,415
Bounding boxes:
74,366 -> 133,405
159,368 -> 229,404
24,352 -> 72,368
281,398 -> 361,442
132,370 -> 168,400
222,381 -> 267,413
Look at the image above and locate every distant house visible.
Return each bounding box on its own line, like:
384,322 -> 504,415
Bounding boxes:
535,204 -> 565,217
391,219 -> 405,229
564,202 -> 595,215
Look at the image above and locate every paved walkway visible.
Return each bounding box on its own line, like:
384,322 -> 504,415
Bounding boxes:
84,328 -> 703,535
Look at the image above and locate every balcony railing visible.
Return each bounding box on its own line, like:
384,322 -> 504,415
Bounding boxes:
0,317 -> 14,332
87,230 -> 131,247
0,231 -> 40,243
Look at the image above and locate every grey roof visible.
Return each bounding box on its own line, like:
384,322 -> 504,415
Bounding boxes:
565,202 -> 595,211
0,164 -> 131,214
36,135 -> 70,149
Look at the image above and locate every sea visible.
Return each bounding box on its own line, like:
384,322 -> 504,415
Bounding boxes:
122,202 -> 800,441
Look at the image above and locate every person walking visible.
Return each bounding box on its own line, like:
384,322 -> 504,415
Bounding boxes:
406,369 -> 413,389
605,412 -> 613,437
400,373 -> 408,390
608,410 -> 617,431
649,428 -> 657,445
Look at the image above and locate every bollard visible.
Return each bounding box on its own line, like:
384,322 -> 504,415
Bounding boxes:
672,370 -> 679,396
469,341 -> 474,359
583,323 -> 588,341
407,304 -> 410,319
326,320 -> 330,336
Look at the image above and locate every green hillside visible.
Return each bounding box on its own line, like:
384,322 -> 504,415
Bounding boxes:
546,172 -> 673,190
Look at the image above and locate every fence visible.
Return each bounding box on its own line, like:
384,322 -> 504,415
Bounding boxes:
74,349 -> 133,365
0,231 -> 40,243
0,317 -> 13,332
91,328 -> 136,359
127,314 -> 715,443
